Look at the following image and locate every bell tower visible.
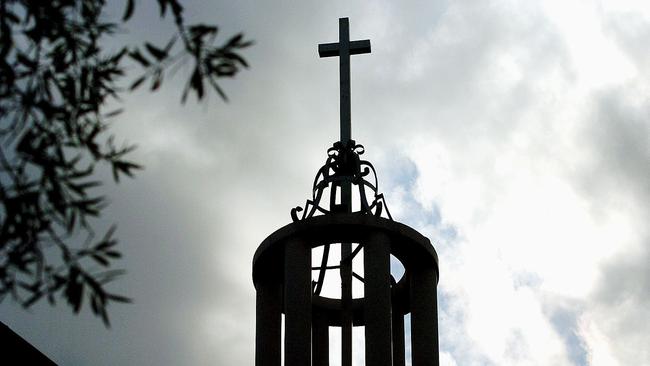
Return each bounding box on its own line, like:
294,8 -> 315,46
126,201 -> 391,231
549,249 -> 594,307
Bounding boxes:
253,17 -> 440,366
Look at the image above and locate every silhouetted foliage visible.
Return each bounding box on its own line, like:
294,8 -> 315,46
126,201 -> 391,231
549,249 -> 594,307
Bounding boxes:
0,0 -> 251,326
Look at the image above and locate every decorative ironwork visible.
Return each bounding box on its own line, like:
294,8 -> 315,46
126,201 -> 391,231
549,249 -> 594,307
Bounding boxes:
291,139 -> 392,222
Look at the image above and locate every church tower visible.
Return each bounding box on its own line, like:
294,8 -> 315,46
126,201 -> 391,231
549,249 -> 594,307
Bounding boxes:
253,18 -> 440,366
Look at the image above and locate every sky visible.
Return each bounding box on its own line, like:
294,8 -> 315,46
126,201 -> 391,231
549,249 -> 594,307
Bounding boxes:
2,0 -> 649,365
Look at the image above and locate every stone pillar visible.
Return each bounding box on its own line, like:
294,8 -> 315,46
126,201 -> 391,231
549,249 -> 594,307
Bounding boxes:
410,265 -> 439,366
255,277 -> 282,366
364,232 -> 392,366
284,238 -> 312,366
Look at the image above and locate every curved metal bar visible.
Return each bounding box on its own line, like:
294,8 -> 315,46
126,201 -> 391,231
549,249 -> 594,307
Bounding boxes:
313,243 -> 331,295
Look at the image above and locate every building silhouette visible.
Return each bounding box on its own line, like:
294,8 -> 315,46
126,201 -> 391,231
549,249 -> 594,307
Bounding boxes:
253,18 -> 440,366
1,321 -> 57,365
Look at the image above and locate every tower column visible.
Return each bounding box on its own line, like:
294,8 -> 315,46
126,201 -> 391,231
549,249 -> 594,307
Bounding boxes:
410,265 -> 439,366
364,232 -> 392,366
312,310 -> 330,366
284,238 -> 312,366
255,276 -> 282,366
392,311 -> 405,366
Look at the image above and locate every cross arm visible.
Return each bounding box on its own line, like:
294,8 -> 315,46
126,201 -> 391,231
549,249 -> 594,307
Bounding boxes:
318,43 -> 340,57
350,40 -> 371,54
318,40 -> 371,58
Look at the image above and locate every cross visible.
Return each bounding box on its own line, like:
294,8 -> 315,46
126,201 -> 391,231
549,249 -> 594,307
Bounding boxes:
318,18 -> 371,366
318,17 -> 371,143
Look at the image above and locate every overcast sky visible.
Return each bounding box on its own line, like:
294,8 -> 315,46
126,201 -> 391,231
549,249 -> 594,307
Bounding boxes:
2,1 -> 649,365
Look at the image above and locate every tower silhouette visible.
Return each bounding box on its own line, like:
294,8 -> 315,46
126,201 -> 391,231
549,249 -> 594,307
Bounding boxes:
253,18 -> 439,366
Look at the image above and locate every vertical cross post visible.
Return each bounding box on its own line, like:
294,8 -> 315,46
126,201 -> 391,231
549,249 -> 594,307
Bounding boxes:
338,18 -> 351,143
318,17 -> 371,144
318,17 -> 371,366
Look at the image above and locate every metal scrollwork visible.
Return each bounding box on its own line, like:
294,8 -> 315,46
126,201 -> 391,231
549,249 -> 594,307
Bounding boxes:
291,139 -> 392,222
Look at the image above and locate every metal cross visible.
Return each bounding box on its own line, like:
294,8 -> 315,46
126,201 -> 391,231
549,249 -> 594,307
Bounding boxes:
318,18 -> 371,143
318,18 -> 370,366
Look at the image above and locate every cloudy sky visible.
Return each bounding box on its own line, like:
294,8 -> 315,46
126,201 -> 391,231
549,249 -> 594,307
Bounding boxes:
2,0 -> 649,365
